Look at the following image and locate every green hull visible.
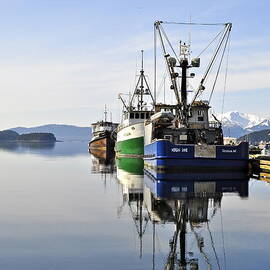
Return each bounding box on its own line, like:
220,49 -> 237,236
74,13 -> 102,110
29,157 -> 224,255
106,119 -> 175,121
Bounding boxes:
116,136 -> 144,157
116,157 -> 144,175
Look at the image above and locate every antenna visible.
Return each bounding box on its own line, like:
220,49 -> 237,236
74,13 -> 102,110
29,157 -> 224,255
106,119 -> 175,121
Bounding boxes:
104,104 -> 107,122
188,14 -> 192,48
141,49 -> 144,70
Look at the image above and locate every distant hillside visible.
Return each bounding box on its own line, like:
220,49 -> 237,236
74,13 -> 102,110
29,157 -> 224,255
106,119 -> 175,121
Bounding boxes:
11,124 -> 91,141
238,129 -> 270,144
0,130 -> 56,142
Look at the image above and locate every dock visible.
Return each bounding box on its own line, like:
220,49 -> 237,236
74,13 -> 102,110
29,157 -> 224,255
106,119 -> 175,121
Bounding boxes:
250,156 -> 270,180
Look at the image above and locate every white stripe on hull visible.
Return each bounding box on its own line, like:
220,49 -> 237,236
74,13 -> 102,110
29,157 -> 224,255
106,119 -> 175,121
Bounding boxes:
117,122 -> 144,143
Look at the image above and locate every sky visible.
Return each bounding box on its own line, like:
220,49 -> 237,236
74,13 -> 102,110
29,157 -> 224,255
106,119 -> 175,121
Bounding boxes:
0,0 -> 269,129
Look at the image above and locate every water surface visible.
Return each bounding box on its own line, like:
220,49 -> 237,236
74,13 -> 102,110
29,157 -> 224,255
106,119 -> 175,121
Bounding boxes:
0,141 -> 269,269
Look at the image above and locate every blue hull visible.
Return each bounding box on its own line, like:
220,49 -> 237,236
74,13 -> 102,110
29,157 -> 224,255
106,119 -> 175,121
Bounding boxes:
144,140 -> 249,180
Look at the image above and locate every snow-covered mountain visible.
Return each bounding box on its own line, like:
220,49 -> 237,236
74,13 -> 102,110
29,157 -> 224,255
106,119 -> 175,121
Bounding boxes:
216,111 -> 270,138
247,119 -> 270,132
217,111 -> 264,128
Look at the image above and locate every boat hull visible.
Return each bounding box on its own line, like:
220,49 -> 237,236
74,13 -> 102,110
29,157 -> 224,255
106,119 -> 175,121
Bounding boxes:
144,140 -> 249,180
89,133 -> 115,155
116,122 -> 144,157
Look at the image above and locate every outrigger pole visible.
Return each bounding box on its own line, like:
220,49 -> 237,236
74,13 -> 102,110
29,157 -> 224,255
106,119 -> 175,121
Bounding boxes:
154,21 -> 186,123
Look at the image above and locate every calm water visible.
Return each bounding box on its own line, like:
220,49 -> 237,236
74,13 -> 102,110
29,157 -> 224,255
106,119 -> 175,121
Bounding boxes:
0,141 -> 269,269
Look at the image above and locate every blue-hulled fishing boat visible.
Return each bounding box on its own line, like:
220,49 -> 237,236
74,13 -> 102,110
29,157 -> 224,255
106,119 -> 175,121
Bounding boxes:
144,21 -> 249,180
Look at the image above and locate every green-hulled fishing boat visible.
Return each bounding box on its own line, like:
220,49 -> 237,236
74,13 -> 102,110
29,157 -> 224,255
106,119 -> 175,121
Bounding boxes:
115,50 -> 154,157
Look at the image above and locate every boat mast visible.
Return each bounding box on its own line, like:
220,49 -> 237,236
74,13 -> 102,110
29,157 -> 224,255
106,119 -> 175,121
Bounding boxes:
180,43 -> 189,126
130,51 -> 155,111
140,50 -> 144,110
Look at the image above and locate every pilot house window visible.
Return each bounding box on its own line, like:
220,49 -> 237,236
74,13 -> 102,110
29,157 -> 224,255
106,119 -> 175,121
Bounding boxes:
164,135 -> 173,142
135,113 -> 139,119
198,116 -> 204,121
197,110 -> 204,121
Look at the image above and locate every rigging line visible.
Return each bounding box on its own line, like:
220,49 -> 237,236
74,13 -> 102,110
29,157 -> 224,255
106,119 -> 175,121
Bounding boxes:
190,222 -> 212,270
154,24 -> 157,104
221,34 -> 231,125
160,24 -> 181,64
155,22 -> 181,107
220,208 -> 227,270
143,74 -> 155,103
162,21 -> 227,26
207,221 -> 221,270
202,26 -> 228,83
156,69 -> 167,99
196,28 -> 224,58
130,55 -> 139,105
191,25 -> 229,103
142,218 -> 149,234
152,222 -> 155,270
209,28 -> 231,103
128,203 -> 141,235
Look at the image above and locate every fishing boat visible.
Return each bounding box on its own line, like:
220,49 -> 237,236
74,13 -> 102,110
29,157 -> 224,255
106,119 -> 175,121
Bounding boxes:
144,21 -> 249,180
115,50 -> 155,158
89,105 -> 118,155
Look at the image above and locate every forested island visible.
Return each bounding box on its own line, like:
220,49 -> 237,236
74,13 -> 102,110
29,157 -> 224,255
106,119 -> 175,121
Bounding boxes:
0,130 -> 56,142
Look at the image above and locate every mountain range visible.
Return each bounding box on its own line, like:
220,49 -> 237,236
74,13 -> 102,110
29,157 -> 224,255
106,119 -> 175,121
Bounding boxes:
6,112 -> 270,141
216,111 -> 270,138
10,124 -> 91,141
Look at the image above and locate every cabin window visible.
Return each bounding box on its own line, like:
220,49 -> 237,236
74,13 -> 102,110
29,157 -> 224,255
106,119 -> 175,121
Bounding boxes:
130,113 -> 134,119
135,113 -> 139,119
141,113 -> 145,119
198,116 -> 204,121
164,135 -> 173,142
198,110 -> 202,116
146,112 -> 149,119
179,134 -> 187,141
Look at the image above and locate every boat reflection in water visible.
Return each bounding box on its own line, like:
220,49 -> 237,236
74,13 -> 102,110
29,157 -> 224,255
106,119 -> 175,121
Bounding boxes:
145,160 -> 250,181
144,173 -> 249,270
116,157 -> 249,269
90,151 -> 115,175
116,157 -> 150,258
